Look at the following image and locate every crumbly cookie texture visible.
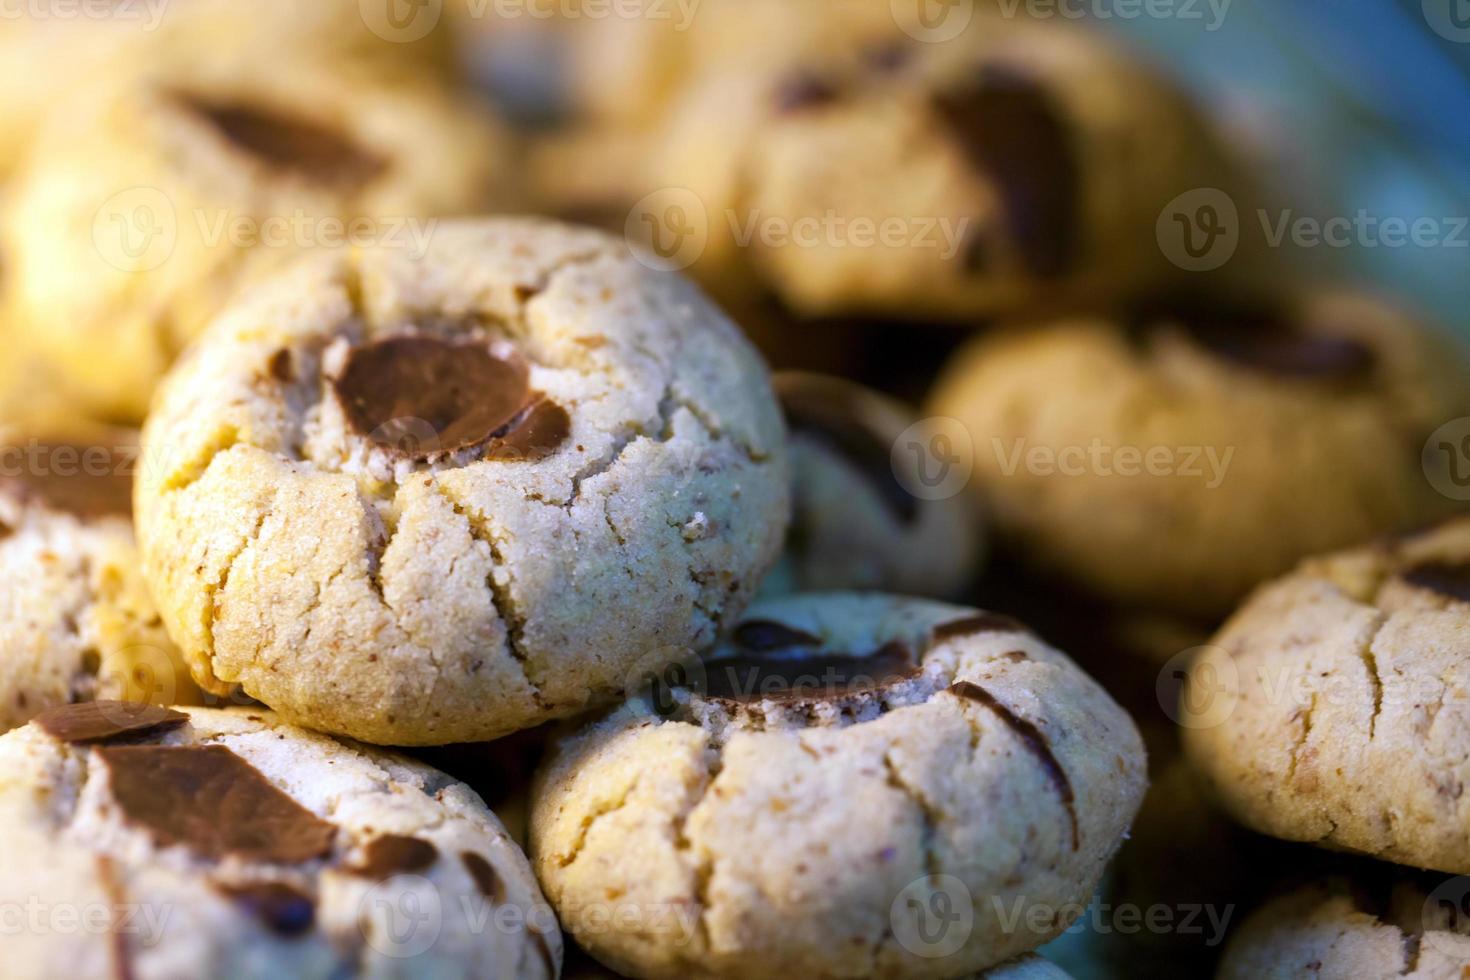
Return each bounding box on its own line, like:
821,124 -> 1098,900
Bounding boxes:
932,290 -> 1470,617
759,373 -> 983,598
0,704 -> 558,980
1219,877 -> 1470,980
0,424 -> 200,732
1182,517 -> 1470,873
531,593 -> 1145,979
136,219 -> 790,746
1,54 -> 509,421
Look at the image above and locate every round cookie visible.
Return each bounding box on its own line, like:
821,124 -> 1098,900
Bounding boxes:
760,372 -> 984,598
135,218 -> 790,746
1182,516 -> 1470,874
0,704 -> 559,979
1219,877 -> 1470,980
931,289 -> 1470,617
530,593 -> 1146,979
1,55 -> 510,421
0,423 -> 200,732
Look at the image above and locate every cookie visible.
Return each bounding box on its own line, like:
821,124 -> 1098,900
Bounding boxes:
931,289 -> 1470,617
1,55 -> 510,420
135,218 -> 790,746
530,593 -> 1146,978
0,704 -> 559,979
1181,516 -> 1470,873
760,372 -> 983,598
1219,877 -> 1470,980
0,423 -> 201,732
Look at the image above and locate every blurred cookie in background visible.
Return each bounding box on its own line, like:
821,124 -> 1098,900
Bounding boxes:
0,421 -> 200,732
2,55 -> 512,421
931,288 -> 1470,619
761,372 -> 984,599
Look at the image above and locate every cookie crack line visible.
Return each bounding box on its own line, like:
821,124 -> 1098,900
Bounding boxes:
556,773 -> 644,870
881,750 -> 944,882
202,505 -> 274,690
1285,692 -> 1317,788
670,742 -> 723,965
947,681 -> 1079,852
1355,611 -> 1390,740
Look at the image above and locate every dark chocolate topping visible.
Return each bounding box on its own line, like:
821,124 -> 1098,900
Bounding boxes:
774,71 -> 841,113
732,620 -> 824,652
178,93 -> 385,187
1400,561 -> 1470,605
1,441 -> 134,519
705,640 -> 920,703
932,613 -> 1030,642
350,835 -> 438,879
100,745 -> 337,863
461,852 -> 506,904
217,882 -> 316,937
34,702 -> 188,744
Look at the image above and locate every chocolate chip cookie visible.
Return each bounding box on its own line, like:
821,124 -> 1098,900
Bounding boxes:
760,372 -> 983,598
135,219 -> 790,746
931,290 -> 1470,617
1,56 -> 509,420
1182,516 -> 1470,873
530,593 -> 1146,978
0,423 -> 200,732
0,704 -> 559,979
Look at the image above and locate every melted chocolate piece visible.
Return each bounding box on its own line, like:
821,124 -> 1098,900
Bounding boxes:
778,379 -> 919,524
100,745 -> 336,863
461,852 -> 505,904
350,835 -> 438,878
335,336 -> 568,461
1,441 -> 135,520
178,94 -> 385,187
706,640 -> 920,703
932,64 -> 1078,278
949,681 -> 1078,850
932,613 -> 1030,643
218,883 -> 316,937
1400,561 -> 1470,604
774,71 -> 841,113
732,620 -> 824,652
34,702 -> 188,744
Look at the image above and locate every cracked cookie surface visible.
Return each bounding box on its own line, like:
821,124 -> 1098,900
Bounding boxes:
931,290 -> 1470,617
136,218 -> 790,746
0,423 -> 200,732
530,593 -> 1145,979
1183,517 -> 1470,873
0,704 -> 557,980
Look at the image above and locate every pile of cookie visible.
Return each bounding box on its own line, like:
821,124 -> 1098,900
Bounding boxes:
0,3 -> 1465,979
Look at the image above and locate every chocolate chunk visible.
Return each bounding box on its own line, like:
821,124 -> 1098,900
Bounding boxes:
732,620 -> 824,652
461,852 -> 505,904
350,835 -> 438,879
932,613 -> 1030,643
335,336 -> 568,462
774,71 -> 841,113
1401,561 -> 1470,604
932,64 -> 1078,278
100,745 -> 336,863
1,441 -> 135,520
863,42 -> 912,75
34,702 -> 188,744
177,93 -> 385,187
706,640 -> 920,703
949,681 -> 1078,850
777,378 -> 918,524
267,349 -> 295,383
218,883 -> 316,937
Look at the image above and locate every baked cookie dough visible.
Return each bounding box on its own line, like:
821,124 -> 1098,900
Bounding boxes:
136,219 -> 790,746
1219,876 -> 1470,980
0,423 -> 199,732
931,290 -> 1470,617
531,593 -> 1146,978
1182,516 -> 1470,873
0,704 -> 559,980
760,373 -> 983,598
1,56 -> 510,420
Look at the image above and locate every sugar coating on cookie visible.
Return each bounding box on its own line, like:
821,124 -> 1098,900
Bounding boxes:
759,372 -> 983,598
1183,516 -> 1470,873
0,426 -> 200,732
531,593 -> 1145,979
136,219 -> 790,746
0,704 -> 559,980
931,290 -> 1470,617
